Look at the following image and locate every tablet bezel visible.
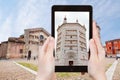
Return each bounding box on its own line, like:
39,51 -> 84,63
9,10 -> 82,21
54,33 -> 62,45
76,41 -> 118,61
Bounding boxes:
51,5 -> 92,72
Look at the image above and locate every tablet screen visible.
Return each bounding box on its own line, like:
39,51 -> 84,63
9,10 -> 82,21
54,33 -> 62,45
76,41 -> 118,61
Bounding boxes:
55,11 -> 89,66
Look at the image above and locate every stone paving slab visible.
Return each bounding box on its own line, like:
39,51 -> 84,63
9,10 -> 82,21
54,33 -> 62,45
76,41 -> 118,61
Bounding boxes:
112,60 -> 120,80
106,60 -> 118,80
0,60 -> 36,80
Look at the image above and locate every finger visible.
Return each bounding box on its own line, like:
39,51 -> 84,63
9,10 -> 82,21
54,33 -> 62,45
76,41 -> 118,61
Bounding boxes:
93,21 -> 103,51
46,37 -> 55,57
41,36 -> 50,53
51,73 -> 56,80
89,39 -> 98,60
98,47 -> 105,60
39,37 -> 50,59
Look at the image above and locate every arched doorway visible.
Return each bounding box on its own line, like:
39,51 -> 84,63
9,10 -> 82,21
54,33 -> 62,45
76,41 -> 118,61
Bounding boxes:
27,50 -> 31,60
69,61 -> 73,66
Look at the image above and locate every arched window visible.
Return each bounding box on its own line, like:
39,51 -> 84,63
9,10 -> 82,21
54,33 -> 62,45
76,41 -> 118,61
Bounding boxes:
40,35 -> 44,40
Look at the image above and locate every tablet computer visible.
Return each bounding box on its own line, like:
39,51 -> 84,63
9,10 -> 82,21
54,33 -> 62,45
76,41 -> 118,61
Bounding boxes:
51,5 -> 92,72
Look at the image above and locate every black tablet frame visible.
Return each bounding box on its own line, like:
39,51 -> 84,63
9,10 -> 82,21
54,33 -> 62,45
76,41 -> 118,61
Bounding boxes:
51,5 -> 92,72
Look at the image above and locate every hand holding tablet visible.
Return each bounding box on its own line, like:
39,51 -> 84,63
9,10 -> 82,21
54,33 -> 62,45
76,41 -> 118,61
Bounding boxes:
36,5 -> 106,80
52,5 -> 92,72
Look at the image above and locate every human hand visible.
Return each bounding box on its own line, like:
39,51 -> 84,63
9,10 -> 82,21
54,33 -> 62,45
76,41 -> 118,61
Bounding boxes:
88,21 -> 107,80
36,37 -> 56,80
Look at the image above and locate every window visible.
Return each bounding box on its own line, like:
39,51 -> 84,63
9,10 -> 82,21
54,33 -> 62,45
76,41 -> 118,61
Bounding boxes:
40,41 -> 44,45
109,47 -> 112,50
20,49 -> 23,53
70,41 -> 72,44
70,46 -> 72,50
40,35 -> 44,40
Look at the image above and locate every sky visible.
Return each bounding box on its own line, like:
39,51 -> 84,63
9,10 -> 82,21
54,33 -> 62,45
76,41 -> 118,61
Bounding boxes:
55,12 -> 89,51
0,0 -> 120,46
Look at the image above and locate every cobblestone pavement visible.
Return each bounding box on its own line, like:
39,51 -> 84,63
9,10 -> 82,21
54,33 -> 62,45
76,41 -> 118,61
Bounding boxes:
105,58 -> 116,70
0,60 -> 36,80
113,59 -> 120,80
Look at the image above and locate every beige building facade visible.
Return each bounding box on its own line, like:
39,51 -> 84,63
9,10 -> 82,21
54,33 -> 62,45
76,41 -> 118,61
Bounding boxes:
24,28 -> 50,59
55,17 -> 88,66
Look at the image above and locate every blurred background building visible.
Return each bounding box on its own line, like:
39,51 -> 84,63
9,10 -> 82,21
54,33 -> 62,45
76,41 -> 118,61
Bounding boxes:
105,39 -> 120,57
24,28 -> 49,59
0,28 -> 50,59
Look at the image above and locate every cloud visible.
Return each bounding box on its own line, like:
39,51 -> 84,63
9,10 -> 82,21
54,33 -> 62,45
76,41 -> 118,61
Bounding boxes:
0,16 -> 12,43
0,0 -> 68,42
93,1 -> 120,45
13,0 -> 68,35
0,0 -> 119,44
0,11 -> 1,21
83,0 -> 120,45
65,0 -> 120,45
13,0 -> 40,35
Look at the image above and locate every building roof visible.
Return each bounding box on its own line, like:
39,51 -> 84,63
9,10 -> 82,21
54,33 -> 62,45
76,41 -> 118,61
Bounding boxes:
106,38 -> 120,43
8,37 -> 25,43
57,23 -> 86,31
97,25 -> 101,30
1,41 -> 8,43
19,34 -> 24,38
24,27 -> 50,36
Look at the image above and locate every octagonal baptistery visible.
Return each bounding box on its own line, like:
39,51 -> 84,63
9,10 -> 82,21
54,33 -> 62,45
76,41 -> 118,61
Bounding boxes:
55,17 -> 88,66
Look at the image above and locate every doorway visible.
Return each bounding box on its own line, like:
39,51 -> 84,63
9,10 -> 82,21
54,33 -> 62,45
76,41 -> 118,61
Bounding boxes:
27,50 -> 31,60
69,61 -> 73,66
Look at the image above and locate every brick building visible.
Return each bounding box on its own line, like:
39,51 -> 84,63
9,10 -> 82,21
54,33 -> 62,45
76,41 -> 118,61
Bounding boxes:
6,36 -> 25,58
105,39 -> 120,57
0,41 -> 8,58
0,35 -> 25,59
0,28 -> 50,59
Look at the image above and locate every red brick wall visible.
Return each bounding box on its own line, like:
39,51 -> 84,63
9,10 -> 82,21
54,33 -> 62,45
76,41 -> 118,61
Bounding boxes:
113,41 -> 118,54
106,42 -> 113,54
0,42 -> 8,58
118,41 -> 120,53
7,42 -> 24,58
106,39 -> 120,57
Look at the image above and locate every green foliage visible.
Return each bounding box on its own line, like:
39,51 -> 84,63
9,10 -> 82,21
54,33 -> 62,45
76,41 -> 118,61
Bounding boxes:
18,62 -> 38,71
106,63 -> 112,71
56,72 -> 80,78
